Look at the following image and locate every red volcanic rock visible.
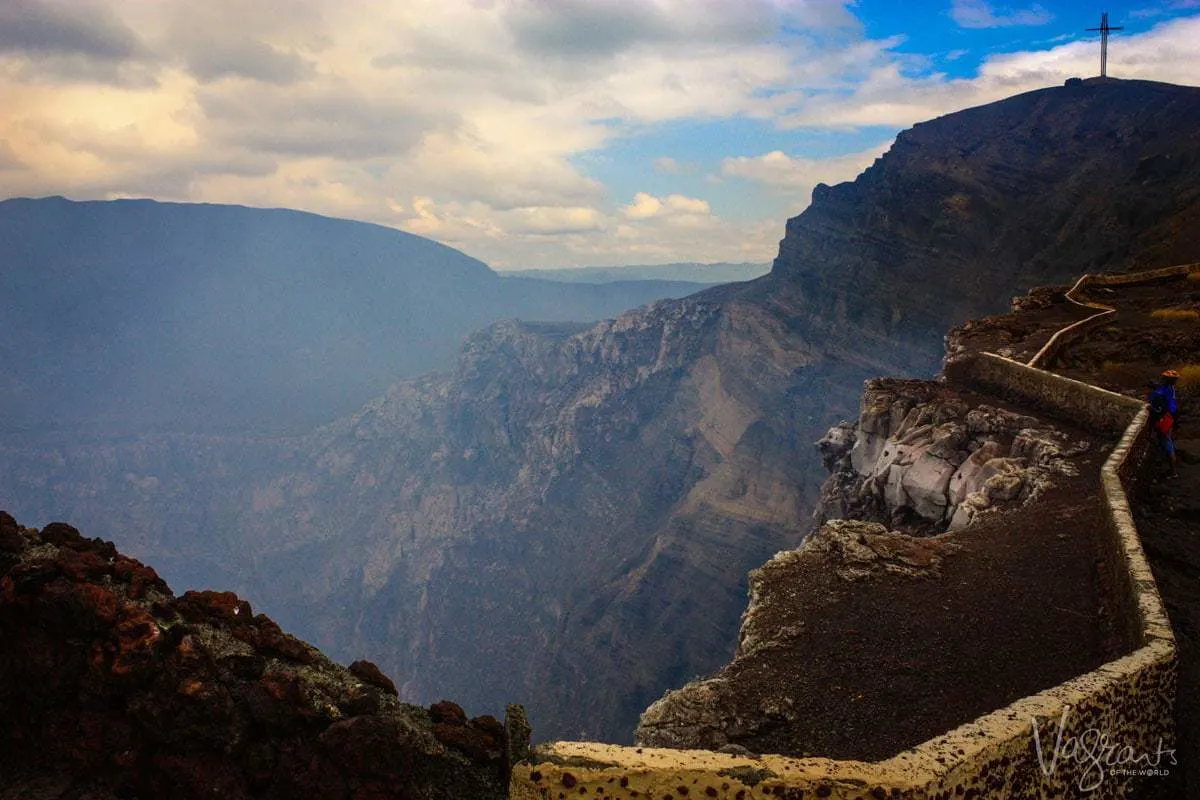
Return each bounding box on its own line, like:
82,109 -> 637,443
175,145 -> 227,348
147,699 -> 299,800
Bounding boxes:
349,659 -> 399,696
0,514 -> 525,799
430,699 -> 468,725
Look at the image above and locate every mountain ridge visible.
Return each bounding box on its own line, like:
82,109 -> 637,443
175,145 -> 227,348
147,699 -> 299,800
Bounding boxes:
0,196 -> 709,435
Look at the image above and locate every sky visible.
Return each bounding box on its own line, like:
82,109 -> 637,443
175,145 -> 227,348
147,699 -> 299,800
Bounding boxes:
1,1 -> 1198,269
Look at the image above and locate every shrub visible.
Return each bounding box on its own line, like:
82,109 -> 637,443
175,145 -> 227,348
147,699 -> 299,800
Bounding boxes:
1150,308 -> 1200,321
1174,365 -> 1200,390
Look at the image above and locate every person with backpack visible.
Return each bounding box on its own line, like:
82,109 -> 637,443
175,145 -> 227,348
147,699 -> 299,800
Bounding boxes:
1148,369 -> 1181,478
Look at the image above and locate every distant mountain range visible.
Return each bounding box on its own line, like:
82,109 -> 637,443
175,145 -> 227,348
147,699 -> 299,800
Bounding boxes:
0,197 -> 711,435
3,79 -> 1200,745
501,262 -> 769,284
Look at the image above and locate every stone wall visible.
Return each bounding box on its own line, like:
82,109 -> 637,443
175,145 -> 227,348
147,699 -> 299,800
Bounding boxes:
512,268 -> 1184,800
943,352 -> 1142,435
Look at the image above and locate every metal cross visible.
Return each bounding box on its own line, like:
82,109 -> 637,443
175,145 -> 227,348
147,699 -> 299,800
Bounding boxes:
1086,12 -> 1123,78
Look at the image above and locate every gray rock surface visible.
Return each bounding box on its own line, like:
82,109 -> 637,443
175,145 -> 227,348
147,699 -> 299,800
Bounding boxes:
814,380 -> 1087,532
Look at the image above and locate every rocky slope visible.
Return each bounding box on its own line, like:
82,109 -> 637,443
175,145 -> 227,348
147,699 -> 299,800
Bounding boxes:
4,78 -> 1200,744
0,511 -> 524,799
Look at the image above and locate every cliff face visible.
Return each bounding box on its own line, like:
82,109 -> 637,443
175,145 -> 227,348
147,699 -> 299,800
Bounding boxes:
3,78 -> 1200,745
772,78 -> 1200,349
217,297 -> 896,742
0,512 -> 523,799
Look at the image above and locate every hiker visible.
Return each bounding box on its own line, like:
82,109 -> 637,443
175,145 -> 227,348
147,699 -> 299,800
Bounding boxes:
1148,369 -> 1181,477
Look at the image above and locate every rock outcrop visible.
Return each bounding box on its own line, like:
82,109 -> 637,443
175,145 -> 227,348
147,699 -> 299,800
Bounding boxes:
0,511 -> 523,799
815,379 -> 1087,532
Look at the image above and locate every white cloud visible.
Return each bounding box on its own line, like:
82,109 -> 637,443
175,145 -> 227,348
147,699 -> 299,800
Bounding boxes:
781,16 -> 1200,130
394,191 -> 777,268
721,143 -> 890,192
950,0 -> 1053,29
624,192 -> 663,220
502,205 -> 608,235
654,156 -> 684,174
622,192 -> 711,220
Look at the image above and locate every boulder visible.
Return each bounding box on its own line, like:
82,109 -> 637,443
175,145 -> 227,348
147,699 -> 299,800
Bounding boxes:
948,441 -> 1005,506
984,473 -> 1024,502
816,422 -> 856,471
902,451 -> 958,520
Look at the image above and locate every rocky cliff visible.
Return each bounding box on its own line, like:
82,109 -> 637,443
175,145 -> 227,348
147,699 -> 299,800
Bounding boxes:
814,379 -> 1089,533
0,511 -> 524,799
3,78 -> 1200,745
634,377 -> 1115,759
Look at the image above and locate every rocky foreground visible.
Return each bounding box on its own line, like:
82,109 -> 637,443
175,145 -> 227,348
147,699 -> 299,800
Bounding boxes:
0,511 -> 526,799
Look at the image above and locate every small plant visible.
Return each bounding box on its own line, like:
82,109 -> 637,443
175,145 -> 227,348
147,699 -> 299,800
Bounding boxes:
1177,365 -> 1200,390
1150,307 -> 1200,321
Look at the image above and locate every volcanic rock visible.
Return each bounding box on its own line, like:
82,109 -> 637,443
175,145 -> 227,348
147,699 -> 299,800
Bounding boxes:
0,513 -> 521,799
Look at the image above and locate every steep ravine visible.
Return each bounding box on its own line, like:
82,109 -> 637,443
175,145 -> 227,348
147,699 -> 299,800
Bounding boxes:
3,78 -> 1200,744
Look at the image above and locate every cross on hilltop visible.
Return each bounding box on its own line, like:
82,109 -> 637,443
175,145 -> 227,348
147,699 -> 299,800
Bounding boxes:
1086,11 -> 1123,78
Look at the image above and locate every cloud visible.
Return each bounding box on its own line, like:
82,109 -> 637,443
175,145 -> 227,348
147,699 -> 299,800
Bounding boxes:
950,0 -> 1053,29
624,192 -> 664,219
502,205 -> 607,235
653,156 -> 700,175
622,192 -> 711,220
780,16 -> 1200,130
195,83 -> 452,159
500,0 -> 856,62
721,143 -> 890,194
0,139 -> 24,169
0,0 -> 1197,269
0,0 -> 147,60
182,38 -> 316,85
654,156 -> 682,174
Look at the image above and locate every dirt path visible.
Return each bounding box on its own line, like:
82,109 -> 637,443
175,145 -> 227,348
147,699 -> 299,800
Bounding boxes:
1133,432 -> 1200,799
1038,272 -> 1200,798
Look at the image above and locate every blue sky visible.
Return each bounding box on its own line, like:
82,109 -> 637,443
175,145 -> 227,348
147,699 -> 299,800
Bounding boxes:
1,0 -> 1198,268
577,1 -> 1200,230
